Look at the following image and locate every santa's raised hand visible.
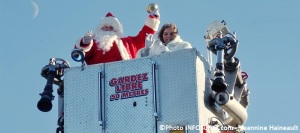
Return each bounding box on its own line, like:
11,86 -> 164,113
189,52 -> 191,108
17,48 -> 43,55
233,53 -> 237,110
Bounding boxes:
147,3 -> 160,18
150,9 -> 160,19
82,30 -> 96,45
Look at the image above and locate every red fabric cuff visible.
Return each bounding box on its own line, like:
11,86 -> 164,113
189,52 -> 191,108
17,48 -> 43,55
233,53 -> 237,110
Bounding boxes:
80,38 -> 91,48
149,15 -> 158,19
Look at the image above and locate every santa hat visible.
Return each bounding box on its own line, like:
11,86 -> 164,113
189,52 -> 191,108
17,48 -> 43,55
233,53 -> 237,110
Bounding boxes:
98,12 -> 123,37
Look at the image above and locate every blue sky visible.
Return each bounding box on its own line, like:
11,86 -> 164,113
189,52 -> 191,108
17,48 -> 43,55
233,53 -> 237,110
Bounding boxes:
1,0 -> 299,133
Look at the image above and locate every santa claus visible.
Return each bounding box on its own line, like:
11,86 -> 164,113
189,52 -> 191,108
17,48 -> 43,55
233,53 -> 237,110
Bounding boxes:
74,9 -> 160,65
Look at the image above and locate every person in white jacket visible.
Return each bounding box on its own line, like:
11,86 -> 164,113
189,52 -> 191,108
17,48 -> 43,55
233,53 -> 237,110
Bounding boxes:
136,23 -> 192,58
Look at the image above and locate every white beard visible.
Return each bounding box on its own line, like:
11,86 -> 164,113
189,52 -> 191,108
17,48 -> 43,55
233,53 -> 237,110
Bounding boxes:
94,31 -> 118,54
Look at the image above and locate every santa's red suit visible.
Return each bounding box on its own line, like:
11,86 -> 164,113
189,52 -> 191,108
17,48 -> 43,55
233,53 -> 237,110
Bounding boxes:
75,12 -> 160,65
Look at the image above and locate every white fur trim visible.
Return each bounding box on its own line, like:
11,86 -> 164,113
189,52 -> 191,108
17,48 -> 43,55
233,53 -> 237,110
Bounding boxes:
75,38 -> 93,52
145,17 -> 160,31
115,39 -> 131,60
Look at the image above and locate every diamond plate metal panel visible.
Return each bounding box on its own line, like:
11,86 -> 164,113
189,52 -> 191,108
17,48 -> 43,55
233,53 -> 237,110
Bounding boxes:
153,48 -> 217,133
63,48 -> 220,133
64,64 -> 103,133
153,49 -> 200,133
104,59 -> 155,133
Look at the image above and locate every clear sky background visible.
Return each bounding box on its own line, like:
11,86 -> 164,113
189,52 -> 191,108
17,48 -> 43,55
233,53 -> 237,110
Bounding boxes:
1,0 -> 299,133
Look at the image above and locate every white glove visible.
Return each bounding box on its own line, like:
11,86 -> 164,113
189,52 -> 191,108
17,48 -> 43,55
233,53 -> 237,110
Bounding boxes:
82,30 -> 95,44
141,48 -> 150,57
150,9 -> 160,18
145,33 -> 155,48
